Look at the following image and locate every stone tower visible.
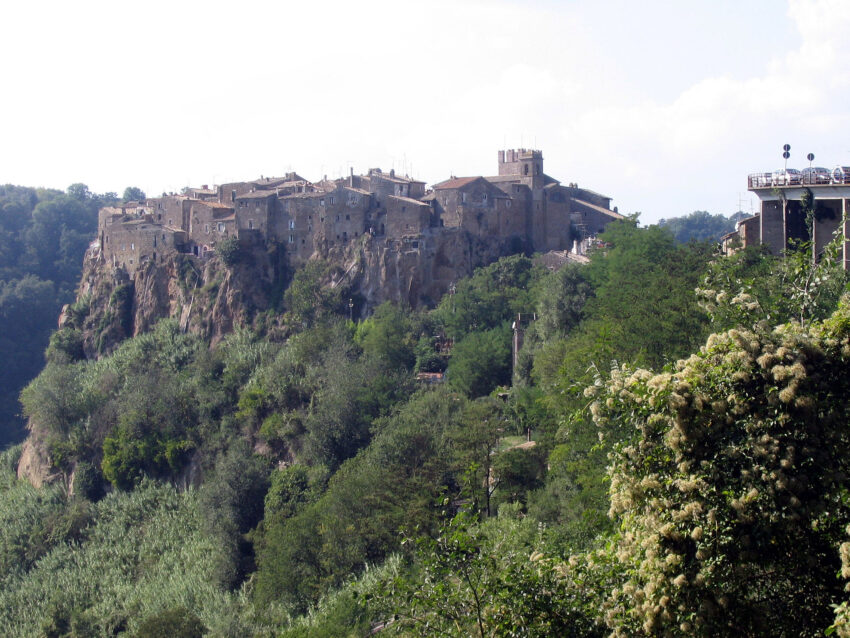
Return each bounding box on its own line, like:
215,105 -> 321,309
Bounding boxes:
497,148 -> 544,190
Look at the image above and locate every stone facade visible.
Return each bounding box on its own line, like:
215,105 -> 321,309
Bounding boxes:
96,149 -> 621,275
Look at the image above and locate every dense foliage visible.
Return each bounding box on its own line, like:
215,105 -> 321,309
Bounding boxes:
657,210 -> 746,243
0,184 -> 116,446
5,215 -> 850,636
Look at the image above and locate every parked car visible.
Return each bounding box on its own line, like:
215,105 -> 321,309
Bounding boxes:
833,166 -> 850,184
801,166 -> 831,184
772,168 -> 802,186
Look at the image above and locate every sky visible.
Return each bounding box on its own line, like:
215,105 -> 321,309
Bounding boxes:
2,0 -> 849,224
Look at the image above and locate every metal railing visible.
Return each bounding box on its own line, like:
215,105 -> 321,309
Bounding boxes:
749,167 -> 850,189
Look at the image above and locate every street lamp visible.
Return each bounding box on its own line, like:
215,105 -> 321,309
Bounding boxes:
348,298 -> 354,322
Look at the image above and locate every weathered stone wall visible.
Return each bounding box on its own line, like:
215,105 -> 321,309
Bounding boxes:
188,201 -> 236,252
761,201 -> 785,254
385,196 -> 432,238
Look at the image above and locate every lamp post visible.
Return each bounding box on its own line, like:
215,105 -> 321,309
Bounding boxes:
348,298 -> 354,322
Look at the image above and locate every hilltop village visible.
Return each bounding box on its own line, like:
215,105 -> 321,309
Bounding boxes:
97,149 -> 622,277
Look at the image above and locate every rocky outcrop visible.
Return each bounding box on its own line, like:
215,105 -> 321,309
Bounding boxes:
63,229 -> 522,358
16,429 -> 59,488
63,241 -> 286,357
327,228 -> 524,312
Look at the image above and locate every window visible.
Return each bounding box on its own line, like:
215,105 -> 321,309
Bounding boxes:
130,242 -> 135,250
482,193 -> 488,202
249,219 -> 254,229
329,196 -> 335,205
462,193 -> 468,204
217,222 -> 225,232
320,199 -> 325,207
289,220 -> 295,229
121,243 -> 126,251
204,224 -> 210,234
345,214 -> 350,220
289,234 -> 295,243
523,164 -> 529,175
506,199 -> 512,208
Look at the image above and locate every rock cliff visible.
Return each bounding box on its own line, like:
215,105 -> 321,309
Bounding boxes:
63,230 -> 522,357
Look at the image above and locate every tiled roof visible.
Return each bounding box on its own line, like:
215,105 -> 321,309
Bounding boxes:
433,176 -> 481,190
570,198 -> 624,219
389,195 -> 430,206
343,186 -> 372,196
372,172 -> 425,184
236,190 -> 277,199
281,191 -> 325,199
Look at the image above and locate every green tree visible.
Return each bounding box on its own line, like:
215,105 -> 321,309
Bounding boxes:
658,210 -> 737,243
354,302 -> 416,371
122,186 -> 145,202
591,301 -> 850,636
433,255 -> 545,340
134,606 -> 205,638
447,326 -> 511,398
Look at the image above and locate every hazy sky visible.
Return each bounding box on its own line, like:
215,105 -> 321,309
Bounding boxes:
3,0 -> 848,223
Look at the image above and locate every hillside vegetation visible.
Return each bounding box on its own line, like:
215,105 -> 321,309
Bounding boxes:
3,216 -> 850,637
0,184 -> 117,446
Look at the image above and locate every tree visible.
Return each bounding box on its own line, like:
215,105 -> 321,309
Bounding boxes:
354,302 -> 416,371
135,606 -> 205,638
657,210 -> 737,243
433,255 -> 545,340
590,300 -> 850,636
447,326 -> 511,398
283,260 -> 345,327
122,186 -> 146,202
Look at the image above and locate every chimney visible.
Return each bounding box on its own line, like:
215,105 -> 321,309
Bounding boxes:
202,184 -> 208,190
231,189 -> 236,202
390,169 -> 395,178
349,167 -> 354,188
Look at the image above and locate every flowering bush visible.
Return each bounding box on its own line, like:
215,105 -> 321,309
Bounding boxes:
588,297 -> 850,636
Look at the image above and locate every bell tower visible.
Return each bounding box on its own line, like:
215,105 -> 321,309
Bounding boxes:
497,148 -> 544,189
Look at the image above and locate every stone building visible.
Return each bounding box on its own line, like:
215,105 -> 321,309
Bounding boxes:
95,148 -> 622,276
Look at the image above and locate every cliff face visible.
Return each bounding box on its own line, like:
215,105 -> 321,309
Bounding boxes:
327,229 -> 523,312
65,230 -> 521,357
64,241 -> 286,357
